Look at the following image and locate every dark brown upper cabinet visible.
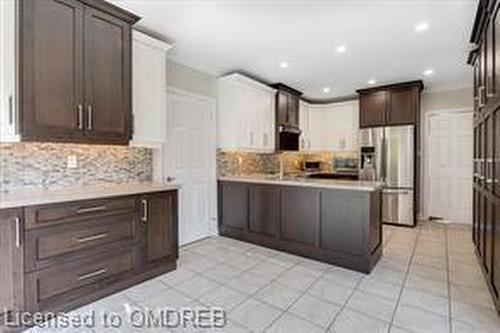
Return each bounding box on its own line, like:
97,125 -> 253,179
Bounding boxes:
271,83 -> 302,130
19,0 -> 139,145
357,81 -> 423,128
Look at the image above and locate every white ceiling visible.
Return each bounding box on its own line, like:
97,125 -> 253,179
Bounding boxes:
110,0 -> 478,100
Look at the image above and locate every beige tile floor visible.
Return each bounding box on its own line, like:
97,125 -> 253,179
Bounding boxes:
25,222 -> 500,333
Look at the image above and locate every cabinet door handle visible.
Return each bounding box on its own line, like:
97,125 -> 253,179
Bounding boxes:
15,216 -> 21,248
77,205 -> 106,214
87,105 -> 93,130
77,233 -> 108,243
78,268 -> 108,281
479,86 -> 486,108
141,199 -> 148,222
77,104 -> 84,130
263,133 -> 268,146
8,95 -> 13,125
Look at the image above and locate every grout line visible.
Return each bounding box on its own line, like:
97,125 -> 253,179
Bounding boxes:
386,224 -> 421,332
324,276 -> 364,332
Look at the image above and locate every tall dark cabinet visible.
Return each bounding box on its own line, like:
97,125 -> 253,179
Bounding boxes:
19,0 -> 139,144
469,0 -> 500,314
270,83 -> 302,151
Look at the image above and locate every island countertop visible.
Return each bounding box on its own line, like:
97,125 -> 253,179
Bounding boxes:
0,181 -> 180,210
218,174 -> 383,192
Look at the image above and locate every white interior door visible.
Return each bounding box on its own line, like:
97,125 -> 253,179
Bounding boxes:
166,88 -> 217,245
427,111 -> 473,224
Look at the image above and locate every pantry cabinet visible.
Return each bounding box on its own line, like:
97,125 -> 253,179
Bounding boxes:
12,0 -> 139,144
469,0 -> 500,313
217,73 -> 276,152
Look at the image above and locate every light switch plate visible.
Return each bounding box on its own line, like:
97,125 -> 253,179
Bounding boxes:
67,155 -> 78,169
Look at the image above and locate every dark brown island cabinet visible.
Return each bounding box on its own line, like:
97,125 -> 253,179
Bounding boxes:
0,190 -> 178,330
18,0 -> 139,145
218,181 -> 382,273
469,0 -> 500,314
357,81 -> 423,128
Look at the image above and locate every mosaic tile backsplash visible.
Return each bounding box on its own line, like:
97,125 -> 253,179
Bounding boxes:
217,150 -> 358,177
0,143 -> 152,191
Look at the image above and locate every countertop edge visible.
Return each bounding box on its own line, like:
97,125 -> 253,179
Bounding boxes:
218,176 -> 383,192
0,182 -> 181,210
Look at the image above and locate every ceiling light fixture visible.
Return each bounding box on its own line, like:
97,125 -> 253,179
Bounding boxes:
323,87 -> 331,93
423,69 -> 434,76
415,21 -> 429,33
336,45 -> 347,53
368,79 -> 376,85
279,61 -> 289,68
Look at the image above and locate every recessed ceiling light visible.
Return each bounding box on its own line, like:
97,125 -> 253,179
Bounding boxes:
279,61 -> 289,68
336,45 -> 347,53
423,69 -> 434,76
415,21 -> 429,33
323,87 -> 331,93
368,79 -> 377,85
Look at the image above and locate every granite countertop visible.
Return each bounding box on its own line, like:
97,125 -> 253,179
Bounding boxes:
218,174 -> 383,192
0,181 -> 180,210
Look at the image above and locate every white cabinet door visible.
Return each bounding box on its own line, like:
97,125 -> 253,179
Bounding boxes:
131,31 -> 171,147
308,101 -> 359,152
0,0 -> 19,142
308,106 -> 327,151
217,73 -> 275,152
299,101 -> 310,151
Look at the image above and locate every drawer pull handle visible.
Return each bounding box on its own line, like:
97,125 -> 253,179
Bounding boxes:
78,268 -> 108,281
76,206 -> 107,214
77,233 -> 108,243
15,216 -> 21,248
141,199 -> 148,222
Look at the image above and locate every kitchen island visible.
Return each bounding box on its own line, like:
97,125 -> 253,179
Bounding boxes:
218,175 -> 383,273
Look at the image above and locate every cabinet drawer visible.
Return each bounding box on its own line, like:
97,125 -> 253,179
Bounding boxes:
26,250 -> 133,309
25,212 -> 135,271
25,196 -> 136,229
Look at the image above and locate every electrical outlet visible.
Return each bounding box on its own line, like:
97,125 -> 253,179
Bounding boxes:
67,155 -> 78,169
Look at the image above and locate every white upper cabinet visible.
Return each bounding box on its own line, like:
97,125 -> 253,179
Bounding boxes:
307,100 -> 359,152
0,0 -> 19,142
299,101 -> 311,151
217,73 -> 276,152
131,30 -> 172,147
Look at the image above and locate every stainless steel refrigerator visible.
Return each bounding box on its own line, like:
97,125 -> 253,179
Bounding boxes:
359,125 -> 415,226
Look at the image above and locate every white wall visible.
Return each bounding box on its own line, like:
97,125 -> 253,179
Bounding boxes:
419,86 -> 474,220
166,60 -> 217,98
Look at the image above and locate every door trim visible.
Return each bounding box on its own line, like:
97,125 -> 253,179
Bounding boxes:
422,108 -> 473,222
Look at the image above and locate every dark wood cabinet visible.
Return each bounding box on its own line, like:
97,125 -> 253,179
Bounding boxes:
19,0 -> 85,140
249,185 -> 279,237
218,181 -> 382,273
357,81 -> 423,128
271,83 -> 302,130
138,192 -> 178,270
219,182 -> 248,232
280,187 -> 320,246
359,90 -> 387,128
19,0 -> 139,144
0,209 -> 24,325
469,0 -> 500,313
1,190 -> 178,328
83,7 -> 132,142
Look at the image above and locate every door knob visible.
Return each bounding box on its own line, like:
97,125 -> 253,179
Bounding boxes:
166,176 -> 176,182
